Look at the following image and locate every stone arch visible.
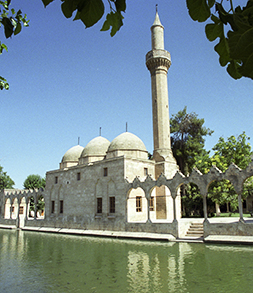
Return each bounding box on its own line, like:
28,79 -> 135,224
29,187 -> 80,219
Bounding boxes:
150,185 -> 172,221
36,194 -> 45,218
27,195 -> 35,219
11,197 -> 19,219
208,178 -> 235,215
19,196 -> 27,227
4,198 -> 11,219
127,187 -> 147,222
181,182 -> 205,218
243,176 -> 253,213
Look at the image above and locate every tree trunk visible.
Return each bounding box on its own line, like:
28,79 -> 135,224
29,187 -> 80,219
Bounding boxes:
215,203 -> 221,216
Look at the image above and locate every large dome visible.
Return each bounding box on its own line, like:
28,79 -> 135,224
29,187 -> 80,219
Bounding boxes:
60,145 -> 84,169
108,132 -> 147,152
81,136 -> 110,158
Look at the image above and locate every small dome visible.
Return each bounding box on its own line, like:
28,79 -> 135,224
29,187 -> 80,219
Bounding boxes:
81,136 -> 110,158
61,145 -> 84,163
108,132 -> 147,152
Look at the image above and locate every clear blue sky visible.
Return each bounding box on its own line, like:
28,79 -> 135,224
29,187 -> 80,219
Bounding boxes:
1,0 -> 252,188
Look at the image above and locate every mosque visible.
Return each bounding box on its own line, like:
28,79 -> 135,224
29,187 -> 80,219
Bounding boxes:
2,11 -> 253,239
0,11 -> 181,232
42,10 -> 180,228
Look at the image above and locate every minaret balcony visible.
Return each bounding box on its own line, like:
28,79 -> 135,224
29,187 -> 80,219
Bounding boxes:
146,49 -> 171,71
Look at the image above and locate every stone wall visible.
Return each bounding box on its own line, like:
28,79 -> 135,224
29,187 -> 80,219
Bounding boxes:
204,220 -> 253,237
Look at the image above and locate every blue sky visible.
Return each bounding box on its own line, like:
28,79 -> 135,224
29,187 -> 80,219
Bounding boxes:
1,0 -> 252,188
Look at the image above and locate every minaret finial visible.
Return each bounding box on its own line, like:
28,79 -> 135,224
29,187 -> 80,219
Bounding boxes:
156,4 -> 158,12
78,137 -> 80,145
126,122 -> 128,132
99,127 -> 101,136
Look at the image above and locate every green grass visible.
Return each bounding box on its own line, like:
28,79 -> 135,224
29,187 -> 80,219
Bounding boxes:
214,212 -> 252,218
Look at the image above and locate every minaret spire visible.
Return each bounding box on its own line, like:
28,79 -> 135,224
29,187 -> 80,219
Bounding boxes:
146,10 -> 176,165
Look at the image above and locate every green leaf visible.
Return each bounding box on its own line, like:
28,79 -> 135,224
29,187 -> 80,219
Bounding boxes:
205,21 -> 223,41
0,42 -> 8,54
79,0 -> 104,28
186,0 -> 210,22
214,36 -> 230,66
14,22 -> 21,35
208,0 -> 215,8
2,17 -> 14,38
115,0 -> 126,12
228,27 -> 253,79
61,0 -> 75,18
41,0 -> 55,7
0,76 -> 9,90
227,60 -> 242,79
101,11 -> 123,37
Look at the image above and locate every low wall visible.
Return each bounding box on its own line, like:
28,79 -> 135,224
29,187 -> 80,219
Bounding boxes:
204,220 -> 253,237
0,218 -> 16,226
23,217 -> 178,237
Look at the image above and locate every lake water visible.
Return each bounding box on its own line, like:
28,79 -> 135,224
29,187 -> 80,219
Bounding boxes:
0,229 -> 252,293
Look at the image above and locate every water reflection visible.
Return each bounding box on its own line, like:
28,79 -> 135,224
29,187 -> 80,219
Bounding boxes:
0,229 -> 253,292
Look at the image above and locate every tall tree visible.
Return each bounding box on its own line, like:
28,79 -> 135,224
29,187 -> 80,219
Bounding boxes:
170,106 -> 213,176
0,165 -> 14,189
0,0 -> 29,90
23,174 -> 46,190
195,132 -> 253,213
24,174 -> 45,213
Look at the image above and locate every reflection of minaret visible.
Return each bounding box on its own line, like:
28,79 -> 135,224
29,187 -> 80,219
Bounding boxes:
146,9 -> 176,166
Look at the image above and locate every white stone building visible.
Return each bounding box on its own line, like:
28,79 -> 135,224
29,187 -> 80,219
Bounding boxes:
43,11 -> 180,229
1,11 -> 181,235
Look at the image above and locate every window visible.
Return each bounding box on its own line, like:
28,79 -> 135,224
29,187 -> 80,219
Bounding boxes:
109,197 -> 115,213
51,200 -> 55,213
97,198 -> 102,213
59,200 -> 64,214
136,196 -> 142,212
11,206 -> 14,213
149,196 -> 154,211
55,176 -> 58,184
144,168 -> 148,176
103,167 -> 108,177
77,172 -> 81,181
19,206 -> 24,215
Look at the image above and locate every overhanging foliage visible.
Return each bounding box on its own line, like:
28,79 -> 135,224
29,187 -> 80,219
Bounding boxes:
187,0 -> 253,79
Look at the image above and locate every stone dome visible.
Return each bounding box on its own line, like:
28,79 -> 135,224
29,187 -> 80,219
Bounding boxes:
60,145 -> 84,169
108,132 -> 147,152
80,136 -> 110,158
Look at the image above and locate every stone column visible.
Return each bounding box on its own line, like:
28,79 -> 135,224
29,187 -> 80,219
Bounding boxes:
17,199 -> 20,228
146,191 -> 151,223
172,196 -> 177,223
203,194 -> 208,222
34,198 -> 37,220
238,192 -> 244,222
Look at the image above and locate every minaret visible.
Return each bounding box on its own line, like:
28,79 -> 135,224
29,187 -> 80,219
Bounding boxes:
146,9 -> 176,166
